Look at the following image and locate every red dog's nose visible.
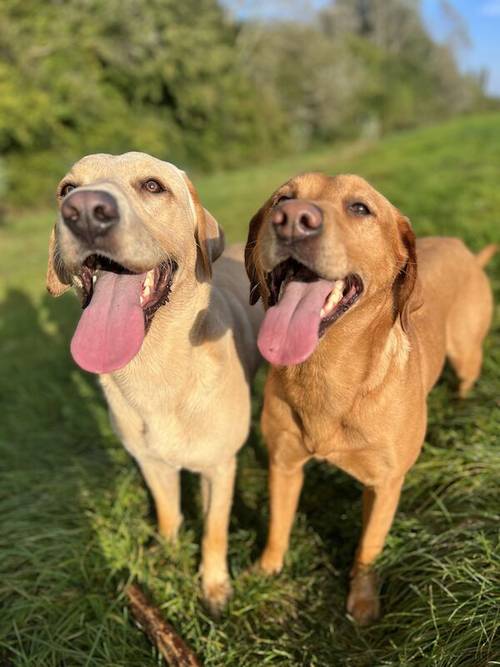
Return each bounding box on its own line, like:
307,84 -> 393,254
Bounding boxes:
271,199 -> 323,242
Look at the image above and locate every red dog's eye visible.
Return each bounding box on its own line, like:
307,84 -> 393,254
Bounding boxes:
143,179 -> 165,193
275,194 -> 293,205
348,202 -> 371,216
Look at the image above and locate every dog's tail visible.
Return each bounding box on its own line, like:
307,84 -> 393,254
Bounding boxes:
476,243 -> 498,268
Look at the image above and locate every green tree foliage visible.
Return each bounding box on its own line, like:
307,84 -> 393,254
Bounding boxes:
238,0 -> 486,145
0,0 -> 286,204
0,0 -> 488,206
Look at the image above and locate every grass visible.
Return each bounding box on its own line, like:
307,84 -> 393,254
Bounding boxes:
1,112 -> 499,666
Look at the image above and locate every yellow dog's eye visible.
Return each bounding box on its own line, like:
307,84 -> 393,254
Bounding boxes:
60,183 -> 77,197
143,179 -> 165,194
348,202 -> 371,216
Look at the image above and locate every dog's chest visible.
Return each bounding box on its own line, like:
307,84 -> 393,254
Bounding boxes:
301,410 -> 369,456
284,376 -> 423,484
284,372 -> 395,448
127,392 -> 217,465
103,371 -> 249,472
295,410 -> 399,484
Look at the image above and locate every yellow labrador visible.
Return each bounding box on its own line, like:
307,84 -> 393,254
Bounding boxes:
47,152 -> 262,613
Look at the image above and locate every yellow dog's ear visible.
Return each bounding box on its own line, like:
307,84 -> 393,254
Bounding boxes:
183,174 -> 224,280
394,215 -> 420,333
46,226 -> 71,296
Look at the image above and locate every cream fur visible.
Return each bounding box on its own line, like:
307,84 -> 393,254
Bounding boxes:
48,152 -> 263,614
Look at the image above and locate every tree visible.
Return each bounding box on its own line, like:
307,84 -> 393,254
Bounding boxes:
0,0 -> 286,205
0,0 -> 487,207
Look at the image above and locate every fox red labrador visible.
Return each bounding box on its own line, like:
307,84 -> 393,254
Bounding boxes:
245,172 -> 496,624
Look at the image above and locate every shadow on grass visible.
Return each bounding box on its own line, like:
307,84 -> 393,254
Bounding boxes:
0,288 -> 145,662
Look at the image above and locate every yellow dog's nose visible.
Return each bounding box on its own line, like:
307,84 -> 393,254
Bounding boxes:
61,189 -> 119,244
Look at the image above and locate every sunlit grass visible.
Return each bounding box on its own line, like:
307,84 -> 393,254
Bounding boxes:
0,113 -> 499,665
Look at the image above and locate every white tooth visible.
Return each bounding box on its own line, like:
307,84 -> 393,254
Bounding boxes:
92,274 -> 97,286
142,270 -> 155,298
328,280 -> 345,305
321,279 -> 345,317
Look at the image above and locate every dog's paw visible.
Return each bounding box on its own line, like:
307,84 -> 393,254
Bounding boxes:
202,577 -> 233,617
347,593 -> 380,626
259,549 -> 284,575
347,567 -> 381,626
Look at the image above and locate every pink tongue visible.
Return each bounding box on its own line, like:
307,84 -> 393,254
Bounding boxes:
70,272 -> 147,374
258,279 -> 334,366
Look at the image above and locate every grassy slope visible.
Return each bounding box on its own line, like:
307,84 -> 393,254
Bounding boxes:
0,114 -> 499,666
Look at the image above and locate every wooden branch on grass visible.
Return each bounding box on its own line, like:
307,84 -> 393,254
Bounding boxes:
126,583 -> 202,667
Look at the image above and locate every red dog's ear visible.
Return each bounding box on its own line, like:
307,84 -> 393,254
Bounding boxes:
46,226 -> 71,296
394,215 -> 419,333
245,205 -> 267,305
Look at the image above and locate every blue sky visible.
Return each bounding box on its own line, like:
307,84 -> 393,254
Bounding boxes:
422,0 -> 500,96
225,1 -> 500,96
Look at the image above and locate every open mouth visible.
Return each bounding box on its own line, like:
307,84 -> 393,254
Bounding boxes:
77,254 -> 177,327
257,257 -> 363,366
70,253 -> 177,375
266,258 -> 363,336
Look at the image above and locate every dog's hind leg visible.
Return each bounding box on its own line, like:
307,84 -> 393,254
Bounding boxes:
446,269 -> 493,398
450,347 -> 484,398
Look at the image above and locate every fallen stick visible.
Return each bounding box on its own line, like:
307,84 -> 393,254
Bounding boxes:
126,582 -> 202,667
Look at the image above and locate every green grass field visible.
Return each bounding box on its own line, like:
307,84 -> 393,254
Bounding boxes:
1,114 -> 499,666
